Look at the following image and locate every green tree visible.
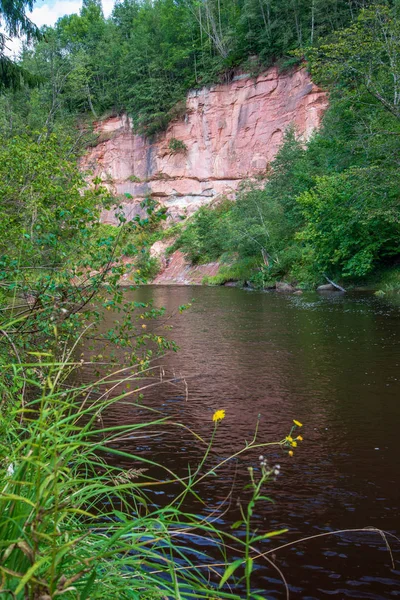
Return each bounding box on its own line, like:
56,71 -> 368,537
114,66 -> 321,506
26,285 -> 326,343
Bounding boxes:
229,128 -> 310,271
0,134 -> 112,355
296,167 -> 400,279
0,0 -> 39,87
309,4 -> 400,121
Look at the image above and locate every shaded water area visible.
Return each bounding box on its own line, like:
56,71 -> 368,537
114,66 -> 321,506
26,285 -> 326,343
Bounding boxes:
83,286 -> 400,599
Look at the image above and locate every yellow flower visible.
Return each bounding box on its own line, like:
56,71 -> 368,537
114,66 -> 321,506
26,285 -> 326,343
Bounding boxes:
213,409 -> 226,423
291,441 -> 297,447
142,324 -> 147,329
288,450 -> 294,457
296,435 -> 303,441
293,420 -> 303,427
286,435 -> 293,442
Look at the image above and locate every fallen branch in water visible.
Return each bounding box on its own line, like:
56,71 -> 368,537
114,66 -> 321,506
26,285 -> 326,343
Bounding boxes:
324,274 -> 346,292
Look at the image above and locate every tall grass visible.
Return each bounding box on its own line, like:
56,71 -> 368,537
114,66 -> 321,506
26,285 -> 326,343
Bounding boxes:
0,352 -> 291,600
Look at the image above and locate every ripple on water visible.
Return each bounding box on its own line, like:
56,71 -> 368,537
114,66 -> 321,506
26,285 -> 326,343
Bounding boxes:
84,287 -> 400,599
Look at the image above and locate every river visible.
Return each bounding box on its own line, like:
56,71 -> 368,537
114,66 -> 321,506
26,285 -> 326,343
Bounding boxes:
84,286 -> 400,599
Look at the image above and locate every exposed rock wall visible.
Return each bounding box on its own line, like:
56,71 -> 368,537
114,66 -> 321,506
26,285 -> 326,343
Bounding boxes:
82,66 -> 327,223
152,250 -> 220,285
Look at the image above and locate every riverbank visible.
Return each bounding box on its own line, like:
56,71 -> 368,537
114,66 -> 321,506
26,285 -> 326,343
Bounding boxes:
137,245 -> 400,294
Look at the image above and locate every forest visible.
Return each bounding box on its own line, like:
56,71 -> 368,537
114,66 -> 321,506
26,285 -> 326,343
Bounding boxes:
0,0 -> 399,597
1,0 -> 399,289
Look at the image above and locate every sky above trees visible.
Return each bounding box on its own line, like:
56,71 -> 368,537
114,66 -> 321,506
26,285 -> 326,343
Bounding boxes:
3,0 -> 115,55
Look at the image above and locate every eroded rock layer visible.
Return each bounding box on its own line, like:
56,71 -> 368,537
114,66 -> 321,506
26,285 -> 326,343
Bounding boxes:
82,67 -> 327,222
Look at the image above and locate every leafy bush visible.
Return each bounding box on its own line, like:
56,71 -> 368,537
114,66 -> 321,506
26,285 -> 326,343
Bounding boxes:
135,248 -> 161,280
205,129 -> 311,277
296,168 -> 400,279
204,256 -> 260,286
168,137 -> 187,153
171,200 -> 234,264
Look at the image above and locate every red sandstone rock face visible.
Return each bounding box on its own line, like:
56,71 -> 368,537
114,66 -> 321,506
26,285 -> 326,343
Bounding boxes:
82,67 -> 327,223
151,250 -> 220,285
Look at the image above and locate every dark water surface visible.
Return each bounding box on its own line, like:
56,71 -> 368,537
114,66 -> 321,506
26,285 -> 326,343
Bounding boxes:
87,286 -> 400,599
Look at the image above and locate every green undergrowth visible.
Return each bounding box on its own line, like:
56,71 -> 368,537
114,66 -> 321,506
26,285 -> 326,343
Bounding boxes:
92,201 -> 185,282
167,200 -> 234,265
204,257 -> 400,294
377,266 -> 400,293
202,257 -> 262,287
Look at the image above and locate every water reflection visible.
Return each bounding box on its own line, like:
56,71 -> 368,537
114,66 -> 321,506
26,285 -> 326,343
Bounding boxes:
81,287 -> 400,598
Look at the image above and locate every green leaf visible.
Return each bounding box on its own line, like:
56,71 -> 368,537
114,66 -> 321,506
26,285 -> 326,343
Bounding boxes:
257,495 -> 273,502
80,568 -> 98,600
245,557 -> 253,579
15,556 -> 49,594
219,558 -> 243,588
252,529 -> 288,544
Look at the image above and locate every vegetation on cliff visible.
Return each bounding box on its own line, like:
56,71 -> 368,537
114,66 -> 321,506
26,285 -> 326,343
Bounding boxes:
171,4 -> 400,289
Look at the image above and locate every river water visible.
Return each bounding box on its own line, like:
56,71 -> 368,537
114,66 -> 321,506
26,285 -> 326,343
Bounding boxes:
88,286 -> 400,599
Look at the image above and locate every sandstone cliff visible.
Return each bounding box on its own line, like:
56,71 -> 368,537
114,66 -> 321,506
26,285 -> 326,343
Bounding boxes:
82,66 -> 327,223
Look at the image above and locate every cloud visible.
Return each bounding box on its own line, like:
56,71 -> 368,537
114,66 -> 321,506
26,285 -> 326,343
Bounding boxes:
102,0 -> 115,18
29,0 -> 83,28
2,0 -> 115,56
29,0 -> 115,28
1,33 -> 22,57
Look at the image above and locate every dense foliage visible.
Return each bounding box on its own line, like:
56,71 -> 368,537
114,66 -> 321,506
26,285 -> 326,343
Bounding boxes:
1,0 -> 381,134
1,0 -> 397,285
172,4 -> 400,287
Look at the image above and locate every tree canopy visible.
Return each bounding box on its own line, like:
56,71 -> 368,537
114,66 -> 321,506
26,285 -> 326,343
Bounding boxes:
2,0 -> 381,131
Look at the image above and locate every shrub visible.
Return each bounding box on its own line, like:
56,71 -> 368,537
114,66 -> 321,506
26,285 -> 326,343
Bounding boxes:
168,137 -> 187,153
204,256 -> 260,286
296,168 -> 400,279
135,248 -> 161,280
171,200 -> 233,264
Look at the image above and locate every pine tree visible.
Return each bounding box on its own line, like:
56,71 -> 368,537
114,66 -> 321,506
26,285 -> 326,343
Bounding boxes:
0,0 -> 40,87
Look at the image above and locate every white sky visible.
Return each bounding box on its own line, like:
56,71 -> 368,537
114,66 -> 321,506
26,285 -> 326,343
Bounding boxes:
3,0 -> 115,56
